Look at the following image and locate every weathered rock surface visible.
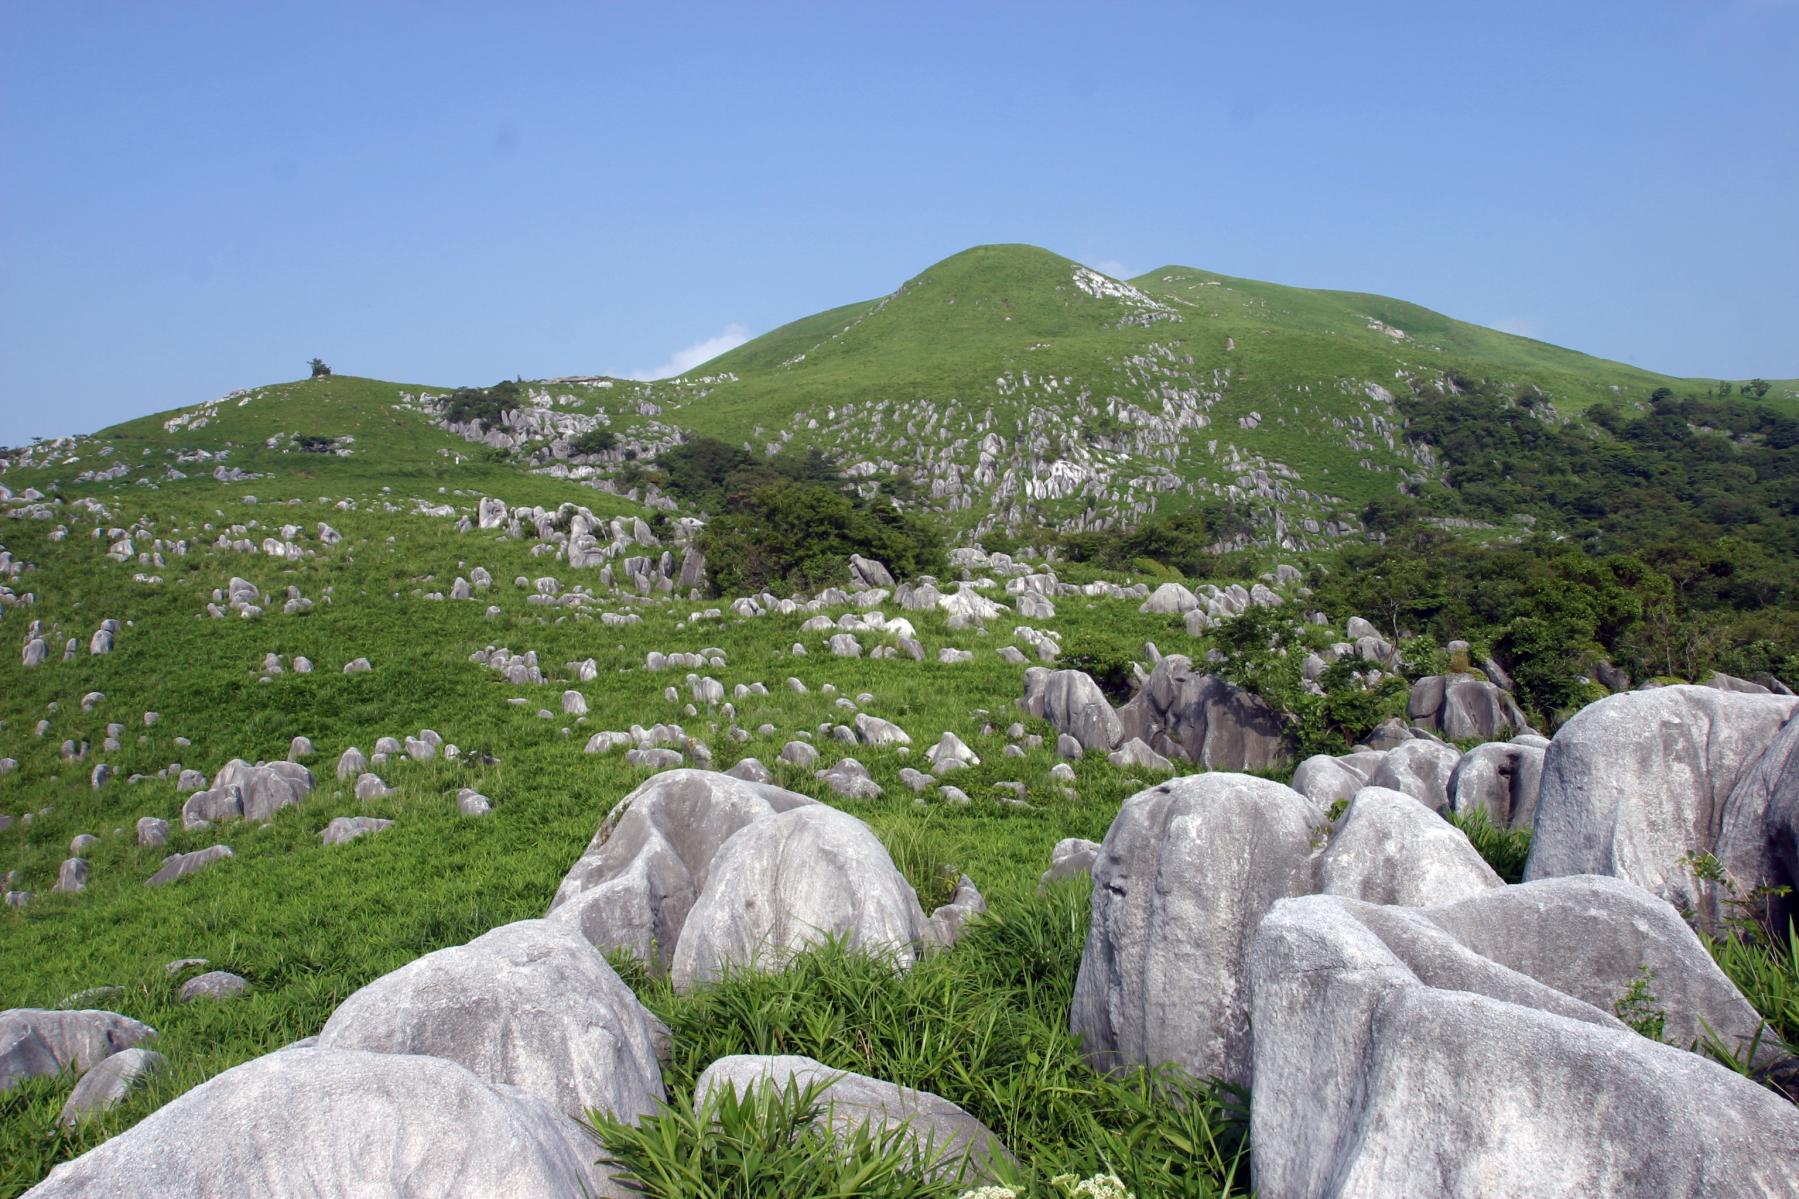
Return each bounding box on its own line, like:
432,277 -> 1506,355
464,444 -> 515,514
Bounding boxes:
145,844 -> 233,887
1406,673 -> 1533,741
181,759 -> 315,830
1115,655 -> 1289,771
179,971 -> 248,1003
925,875 -> 987,946
546,769 -> 817,968
671,804 -> 929,992
318,919 -> 663,1121
1248,878 -> 1798,1199
1525,686 -> 1799,924
56,1047 -> 165,1128
1021,668 -> 1121,752
1317,787 -> 1502,906
1447,740 -> 1546,830
1289,754 -> 1367,806
1,1009 -> 156,1092
22,1048 -> 607,1198
1071,773 -> 1320,1086
1366,739 -> 1461,812
1039,837 -> 1101,891
321,816 -> 393,845
1716,708 -> 1799,935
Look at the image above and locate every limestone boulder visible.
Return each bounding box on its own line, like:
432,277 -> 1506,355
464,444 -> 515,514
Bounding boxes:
1366,739 -> 1461,812
1,1009 -> 156,1092
671,805 -> 929,992
1247,878 -> 1798,1199
318,919 -> 662,1122
1020,668 -> 1121,752
21,1047 -> 606,1198
56,1047 -> 165,1128
1114,655 -> 1290,771
145,845 -> 232,887
1715,708 -> 1799,934
1406,673 -> 1533,741
1317,787 -> 1502,906
1070,773 -> 1320,1086
546,769 -> 816,969
1447,740 -> 1546,830
321,816 -> 393,846
1039,838 -> 1100,892
1525,686 -> 1799,924
1290,754 -> 1367,806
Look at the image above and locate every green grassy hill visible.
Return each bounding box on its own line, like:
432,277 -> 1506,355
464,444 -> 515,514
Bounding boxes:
1,244 -> 1795,1196
11,243 -> 1789,551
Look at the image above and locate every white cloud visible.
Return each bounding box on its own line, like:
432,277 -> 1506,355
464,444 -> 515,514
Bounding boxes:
1090,259 -> 1136,281
1490,315 -> 1541,339
630,323 -> 751,381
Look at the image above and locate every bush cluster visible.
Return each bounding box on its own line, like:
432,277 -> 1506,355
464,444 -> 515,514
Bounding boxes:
653,438 -> 945,594
441,379 -> 523,427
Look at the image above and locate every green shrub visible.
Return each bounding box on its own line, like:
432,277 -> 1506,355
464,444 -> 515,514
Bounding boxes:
441,380 -> 523,426
568,427 -> 618,456
618,887 -> 1249,1198
589,1072 -> 959,1199
1444,808 -> 1532,883
699,481 -> 944,595
1613,967 -> 1667,1042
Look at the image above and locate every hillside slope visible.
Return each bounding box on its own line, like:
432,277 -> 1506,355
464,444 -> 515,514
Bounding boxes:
5,244 -> 1792,552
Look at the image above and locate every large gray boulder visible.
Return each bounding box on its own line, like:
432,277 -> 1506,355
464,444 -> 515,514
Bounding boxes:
1138,582 -> 1199,614
1406,673 -> 1533,741
1114,655 -> 1290,771
1716,709 -> 1799,934
694,1054 -> 1012,1184
547,769 -> 818,969
1071,773 -> 1321,1086
848,554 -> 896,589
1366,739 -> 1462,812
671,805 -> 929,992
1,1009 -> 156,1092
22,1047 -> 606,1198
1021,668 -> 1122,752
1317,787 -> 1502,906
318,919 -> 662,1122
1525,686 -> 1799,924
1248,879 -> 1798,1199
1447,740 -> 1546,830
1290,754 -> 1367,806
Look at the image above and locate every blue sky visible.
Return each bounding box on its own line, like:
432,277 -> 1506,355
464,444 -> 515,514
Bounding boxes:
2,1 -> 1795,445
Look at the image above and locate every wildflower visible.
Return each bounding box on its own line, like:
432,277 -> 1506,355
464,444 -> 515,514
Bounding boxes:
1051,1174 -> 1135,1199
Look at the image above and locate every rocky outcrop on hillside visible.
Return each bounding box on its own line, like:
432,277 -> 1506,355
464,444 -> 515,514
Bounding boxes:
1022,661 -> 1288,772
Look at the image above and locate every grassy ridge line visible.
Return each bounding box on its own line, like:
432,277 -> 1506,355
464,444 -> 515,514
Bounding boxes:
1134,264 -> 1688,408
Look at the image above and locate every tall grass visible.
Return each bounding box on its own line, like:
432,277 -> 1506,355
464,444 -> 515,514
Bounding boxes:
600,886 -> 1249,1198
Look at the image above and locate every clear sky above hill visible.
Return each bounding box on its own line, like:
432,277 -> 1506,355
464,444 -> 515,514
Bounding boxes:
2,0 -> 1795,446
